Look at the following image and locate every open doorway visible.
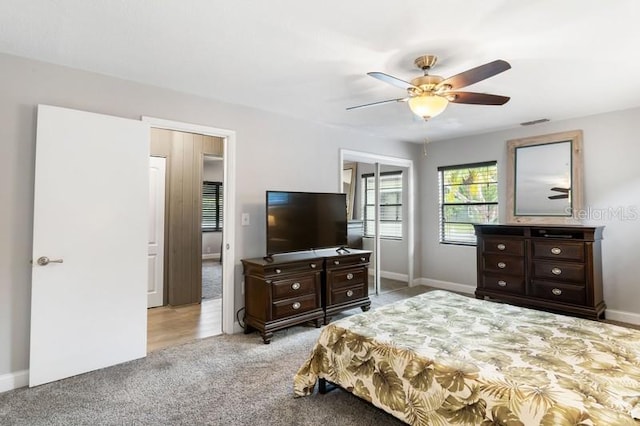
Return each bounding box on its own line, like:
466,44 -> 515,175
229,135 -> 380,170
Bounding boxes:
202,155 -> 224,303
144,118 -> 236,352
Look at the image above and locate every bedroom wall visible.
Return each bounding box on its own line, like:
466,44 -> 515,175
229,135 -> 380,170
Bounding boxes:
0,53 -> 421,383
419,106 -> 640,324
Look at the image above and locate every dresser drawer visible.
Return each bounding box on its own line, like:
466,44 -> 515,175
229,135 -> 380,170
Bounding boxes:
483,237 -> 524,256
271,274 -> 318,300
331,284 -> 367,305
531,280 -> 586,305
532,241 -> 584,262
326,254 -> 370,270
272,293 -> 318,320
482,273 -> 525,295
264,260 -> 321,278
483,254 -> 524,276
329,268 -> 366,289
532,261 -> 585,283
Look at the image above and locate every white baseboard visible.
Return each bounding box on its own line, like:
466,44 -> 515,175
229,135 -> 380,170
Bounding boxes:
0,370 -> 28,393
233,321 -> 244,334
412,278 -> 476,295
202,253 -> 221,260
605,309 -> 640,326
367,268 -> 409,283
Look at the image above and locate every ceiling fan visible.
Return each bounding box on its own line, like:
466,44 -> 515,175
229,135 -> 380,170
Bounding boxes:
347,55 -> 511,120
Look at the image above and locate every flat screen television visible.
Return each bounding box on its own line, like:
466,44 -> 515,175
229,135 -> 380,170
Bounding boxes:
266,191 -> 348,256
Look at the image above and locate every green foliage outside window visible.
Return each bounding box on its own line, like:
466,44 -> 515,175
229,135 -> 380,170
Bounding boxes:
439,162 -> 498,244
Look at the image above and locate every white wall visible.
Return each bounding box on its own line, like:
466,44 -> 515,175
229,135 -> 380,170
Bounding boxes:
419,107 -> 640,323
0,53 -> 421,382
202,158 -> 223,259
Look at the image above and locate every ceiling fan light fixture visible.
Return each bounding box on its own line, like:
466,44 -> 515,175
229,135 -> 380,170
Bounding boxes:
408,94 -> 448,120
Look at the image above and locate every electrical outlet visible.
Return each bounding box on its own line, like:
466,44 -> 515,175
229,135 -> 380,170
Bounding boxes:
241,213 -> 250,226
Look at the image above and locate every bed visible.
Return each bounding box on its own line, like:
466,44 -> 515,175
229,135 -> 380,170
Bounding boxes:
294,290 -> 640,425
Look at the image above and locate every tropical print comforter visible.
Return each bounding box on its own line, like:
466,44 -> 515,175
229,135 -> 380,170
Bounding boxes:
294,290 -> 640,425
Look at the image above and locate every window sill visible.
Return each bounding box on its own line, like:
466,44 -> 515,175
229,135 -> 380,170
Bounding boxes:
439,241 -> 477,247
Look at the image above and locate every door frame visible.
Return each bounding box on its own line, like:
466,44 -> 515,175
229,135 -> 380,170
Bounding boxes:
339,149 -> 415,288
142,116 -> 236,334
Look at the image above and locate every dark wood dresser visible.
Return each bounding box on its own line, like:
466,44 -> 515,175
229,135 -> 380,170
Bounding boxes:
242,249 -> 371,343
474,224 -> 605,319
324,251 -> 371,323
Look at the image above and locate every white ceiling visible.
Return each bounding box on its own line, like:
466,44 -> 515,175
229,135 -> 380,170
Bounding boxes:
1,0 -> 639,142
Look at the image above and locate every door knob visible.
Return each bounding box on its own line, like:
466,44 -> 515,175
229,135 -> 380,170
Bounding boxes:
36,256 -> 64,266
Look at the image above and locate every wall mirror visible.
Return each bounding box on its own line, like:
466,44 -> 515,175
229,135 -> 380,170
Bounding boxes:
506,130 -> 583,224
342,162 -> 356,220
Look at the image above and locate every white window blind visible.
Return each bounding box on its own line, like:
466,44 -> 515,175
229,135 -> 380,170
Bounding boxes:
202,181 -> 223,232
438,162 -> 498,245
362,171 -> 403,239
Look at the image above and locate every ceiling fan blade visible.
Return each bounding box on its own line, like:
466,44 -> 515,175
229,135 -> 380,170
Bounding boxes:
437,59 -> 511,90
550,187 -> 570,193
548,194 -> 569,200
367,72 -> 418,90
346,98 -> 407,111
445,91 -> 510,105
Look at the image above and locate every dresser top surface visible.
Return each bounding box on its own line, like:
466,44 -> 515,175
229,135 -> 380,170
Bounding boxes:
242,248 -> 372,267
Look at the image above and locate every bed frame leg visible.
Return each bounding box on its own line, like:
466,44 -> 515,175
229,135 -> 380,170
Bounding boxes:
318,378 -> 337,394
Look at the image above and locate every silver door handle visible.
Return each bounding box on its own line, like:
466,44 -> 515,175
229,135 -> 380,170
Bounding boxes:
37,256 -> 64,266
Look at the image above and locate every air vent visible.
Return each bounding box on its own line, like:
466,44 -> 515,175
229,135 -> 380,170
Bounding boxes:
520,118 -> 550,126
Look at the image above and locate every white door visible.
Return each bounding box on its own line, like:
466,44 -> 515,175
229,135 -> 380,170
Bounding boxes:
30,105 -> 149,387
148,157 -> 166,308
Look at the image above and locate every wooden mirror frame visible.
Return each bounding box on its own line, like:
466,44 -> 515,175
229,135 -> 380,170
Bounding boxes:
506,130 -> 583,224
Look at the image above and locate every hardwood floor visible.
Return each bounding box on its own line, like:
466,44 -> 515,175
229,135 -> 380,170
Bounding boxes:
147,298 -> 222,353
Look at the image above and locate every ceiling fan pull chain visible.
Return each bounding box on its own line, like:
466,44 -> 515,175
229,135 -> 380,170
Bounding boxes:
422,120 -> 430,157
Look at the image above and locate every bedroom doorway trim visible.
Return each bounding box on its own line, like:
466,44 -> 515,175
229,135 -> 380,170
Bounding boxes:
142,116 -> 237,334
339,149 -> 415,289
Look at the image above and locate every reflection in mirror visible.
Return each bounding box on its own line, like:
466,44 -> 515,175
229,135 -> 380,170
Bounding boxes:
342,163 -> 356,220
507,130 -> 583,224
515,141 -> 571,215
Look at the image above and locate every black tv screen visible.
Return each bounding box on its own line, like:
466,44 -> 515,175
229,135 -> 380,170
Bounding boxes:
266,191 -> 348,255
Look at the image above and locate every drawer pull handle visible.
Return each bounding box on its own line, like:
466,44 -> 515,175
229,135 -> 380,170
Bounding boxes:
497,280 -> 507,287
292,302 -> 301,310
360,257 -> 366,262
334,260 -> 340,265
346,290 -> 354,297
551,267 -> 562,275
497,262 -> 506,269
551,288 -> 562,296
497,243 -> 506,251
291,282 -> 301,290
310,263 -> 317,269
551,247 -> 562,255
346,273 -> 354,280
275,268 -> 282,274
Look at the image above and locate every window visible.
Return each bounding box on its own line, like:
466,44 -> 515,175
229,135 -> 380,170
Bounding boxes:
202,181 -> 223,232
438,161 -> 498,245
362,171 -> 402,239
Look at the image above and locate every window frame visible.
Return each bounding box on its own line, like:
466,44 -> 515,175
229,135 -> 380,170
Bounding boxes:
202,180 -> 223,233
361,170 -> 403,239
438,161 -> 498,246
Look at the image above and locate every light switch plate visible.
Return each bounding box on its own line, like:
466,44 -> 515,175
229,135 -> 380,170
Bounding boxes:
241,213 -> 250,226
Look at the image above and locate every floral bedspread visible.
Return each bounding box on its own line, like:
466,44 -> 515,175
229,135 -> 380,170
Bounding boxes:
294,290 -> 640,425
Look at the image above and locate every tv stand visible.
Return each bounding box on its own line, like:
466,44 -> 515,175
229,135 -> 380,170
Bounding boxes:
241,249 -> 371,343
